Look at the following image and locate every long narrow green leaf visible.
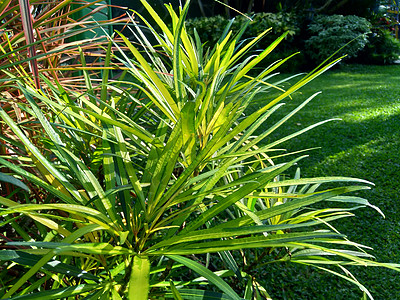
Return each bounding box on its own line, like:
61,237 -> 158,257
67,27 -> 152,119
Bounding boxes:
0,107 -> 87,205
78,46 -> 94,95
164,289 -> 233,300
0,203 -> 118,234
166,2 -> 198,77
264,177 -> 373,189
2,250 -> 56,298
0,172 -> 29,191
226,32 -> 289,92
311,265 -> 373,299
112,121 -> 146,219
169,280 -> 184,300
216,186 -> 370,230
228,28 -> 272,66
181,156 -> 306,234
100,40 -> 113,102
172,0 -> 191,104
8,284 -> 102,300
2,250 -> 100,282
59,147 -> 119,224
290,242 -> 400,271
103,127 -> 117,192
167,255 -> 241,300
0,195 -> 73,237
53,243 -> 135,256
218,251 -> 242,281
160,235 -> 344,255
240,93 -> 321,152
149,218 -> 348,251
0,157 -> 76,205
329,196 -> 384,217
139,0 -> 174,43
148,123 -> 183,218
117,31 -> 179,121
72,105 -> 155,145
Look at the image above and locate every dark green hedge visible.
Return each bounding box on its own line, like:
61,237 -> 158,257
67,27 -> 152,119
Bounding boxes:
184,12 -> 400,71
185,12 -> 305,71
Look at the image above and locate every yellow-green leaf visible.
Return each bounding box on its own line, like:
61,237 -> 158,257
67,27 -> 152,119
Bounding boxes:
128,256 -> 150,300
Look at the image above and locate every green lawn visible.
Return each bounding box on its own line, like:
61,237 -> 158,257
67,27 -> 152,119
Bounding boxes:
254,64 -> 400,299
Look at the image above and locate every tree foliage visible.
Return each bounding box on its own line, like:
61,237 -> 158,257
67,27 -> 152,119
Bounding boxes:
189,0 -> 378,17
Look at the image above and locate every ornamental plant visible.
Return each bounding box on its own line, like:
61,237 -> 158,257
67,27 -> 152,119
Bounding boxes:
0,0 -> 398,299
0,0 -> 125,94
0,0 -> 127,202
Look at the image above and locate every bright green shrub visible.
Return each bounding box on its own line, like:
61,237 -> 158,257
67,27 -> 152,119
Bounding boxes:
305,14 -> 371,62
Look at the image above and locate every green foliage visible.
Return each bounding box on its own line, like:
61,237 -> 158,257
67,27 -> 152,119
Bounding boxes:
275,0 -> 377,16
185,12 -> 388,71
184,12 -> 303,70
182,0 -> 378,17
185,12 -> 300,47
355,28 -> 400,64
0,1 -> 398,299
184,15 -> 230,45
305,14 -> 371,62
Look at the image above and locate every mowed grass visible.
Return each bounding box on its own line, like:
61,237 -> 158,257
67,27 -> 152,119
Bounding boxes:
252,64 -> 400,299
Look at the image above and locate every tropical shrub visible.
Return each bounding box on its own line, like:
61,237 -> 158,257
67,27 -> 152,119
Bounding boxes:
0,0 -> 398,299
305,14 -> 371,63
0,0 -> 126,167
0,0 -> 127,204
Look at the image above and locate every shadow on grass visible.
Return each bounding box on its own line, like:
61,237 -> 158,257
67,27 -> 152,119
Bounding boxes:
251,64 -> 400,299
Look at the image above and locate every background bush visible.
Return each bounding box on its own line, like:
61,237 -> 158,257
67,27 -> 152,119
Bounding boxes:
305,14 -> 371,63
185,12 -> 304,71
185,12 -> 400,70
185,12 -> 300,46
185,15 -> 230,45
354,28 -> 400,64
